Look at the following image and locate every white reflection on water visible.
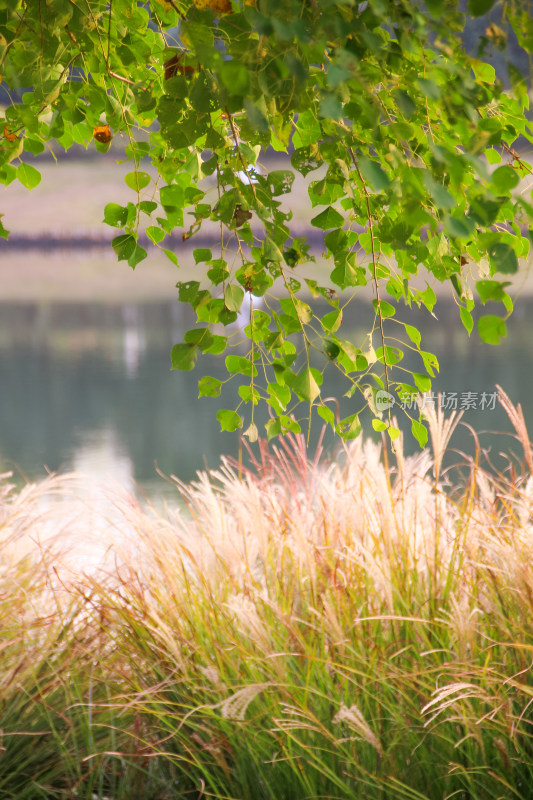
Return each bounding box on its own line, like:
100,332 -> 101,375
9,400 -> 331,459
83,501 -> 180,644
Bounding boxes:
8,427 -> 184,575
68,427 -> 183,511
121,303 -> 146,378
70,427 -> 134,492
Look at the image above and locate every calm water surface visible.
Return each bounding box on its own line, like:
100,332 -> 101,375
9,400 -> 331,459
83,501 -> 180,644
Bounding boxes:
0,294 -> 531,500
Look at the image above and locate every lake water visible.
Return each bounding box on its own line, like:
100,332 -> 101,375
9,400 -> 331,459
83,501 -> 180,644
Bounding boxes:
1,288 -> 532,501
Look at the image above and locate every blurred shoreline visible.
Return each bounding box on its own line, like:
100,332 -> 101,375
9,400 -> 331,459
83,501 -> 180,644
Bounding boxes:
2,156 -> 533,303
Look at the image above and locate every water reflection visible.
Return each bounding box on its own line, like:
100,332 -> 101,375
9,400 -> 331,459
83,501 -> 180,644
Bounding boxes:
121,304 -> 146,379
72,427 -> 134,492
0,302 -> 239,496
0,297 -> 529,498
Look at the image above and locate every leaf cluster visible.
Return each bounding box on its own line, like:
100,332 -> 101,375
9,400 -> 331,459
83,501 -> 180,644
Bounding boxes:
1,0 -> 533,442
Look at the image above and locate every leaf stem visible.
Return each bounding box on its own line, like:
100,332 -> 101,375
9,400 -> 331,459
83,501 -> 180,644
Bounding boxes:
225,108 -> 258,203
349,147 -> 392,420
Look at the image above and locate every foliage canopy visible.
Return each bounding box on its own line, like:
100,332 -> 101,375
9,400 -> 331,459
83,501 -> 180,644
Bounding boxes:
1,0 -> 533,445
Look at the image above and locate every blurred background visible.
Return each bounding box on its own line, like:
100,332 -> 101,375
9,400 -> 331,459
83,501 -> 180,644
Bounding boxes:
2,7 -> 533,502
2,146 -> 533,504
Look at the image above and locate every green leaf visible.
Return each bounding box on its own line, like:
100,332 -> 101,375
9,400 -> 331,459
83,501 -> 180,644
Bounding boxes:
311,207 -> 344,230
171,343 -> 197,371
217,409 -> 243,432
124,171 -> 151,191
377,345 -> 403,366
268,382 -> 291,412
243,99 -> 269,133
450,274 -> 463,301
411,419 -> 428,448
309,177 -> 345,207
263,239 -> 284,262
331,254 -> 365,288
443,214 -> 472,239
238,385 -> 254,403
324,229 -> 348,254
373,300 -> 395,318
280,297 -> 312,325
193,248 -> 212,264
292,110 -> 321,148
319,93 -> 342,120
459,306 -> 474,335
413,373 -> 432,392
468,0 -> 496,17
178,281 -> 200,304
0,217 -> 8,241
476,279 -> 510,303
187,20 -> 214,48
146,226 -> 165,244
112,234 -> 136,261
491,166 -> 519,193
220,61 -> 249,94
265,418 -> 282,441
387,426 -> 401,442
290,368 -> 321,404
204,335 -> 227,355
236,263 -> 273,295
140,200 -> 157,215
419,285 -> 437,313
208,263 -> 230,285
478,314 -> 507,344
184,327 -> 214,352
416,77 -> 441,100
336,413 -> 361,440
17,163 -> 41,189
128,243 -> 147,268
268,170 -> 294,195
291,146 -> 322,176
321,309 -> 342,332
468,196 -> 501,227
317,405 -> 335,427
225,355 -> 257,377
198,376 -> 222,397
420,350 -> 439,377
424,174 -> 455,210
405,324 -> 421,348
488,242 -> 518,275
323,340 -> 340,360
103,203 -> 128,227
163,248 -> 178,265
471,59 -> 496,83
160,183 -> 185,209
358,157 -> 390,191
224,284 -> 245,312
485,149 -> 501,165
394,89 -> 416,119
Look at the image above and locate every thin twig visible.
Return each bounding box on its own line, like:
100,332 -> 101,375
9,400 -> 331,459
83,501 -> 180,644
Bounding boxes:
225,107 -> 258,202
166,0 -> 187,21
349,146 -> 392,412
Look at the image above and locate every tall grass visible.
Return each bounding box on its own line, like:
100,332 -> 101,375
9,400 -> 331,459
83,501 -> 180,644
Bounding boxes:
2,389 -> 533,798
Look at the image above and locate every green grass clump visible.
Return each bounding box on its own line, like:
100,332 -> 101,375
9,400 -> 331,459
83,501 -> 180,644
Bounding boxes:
0,475 -> 174,799
2,388 -> 533,798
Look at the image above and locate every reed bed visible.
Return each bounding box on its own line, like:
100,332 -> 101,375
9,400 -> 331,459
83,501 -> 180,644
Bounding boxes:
2,388 -> 533,799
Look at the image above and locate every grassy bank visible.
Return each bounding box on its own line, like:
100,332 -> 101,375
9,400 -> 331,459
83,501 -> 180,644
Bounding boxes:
2,389 -> 533,799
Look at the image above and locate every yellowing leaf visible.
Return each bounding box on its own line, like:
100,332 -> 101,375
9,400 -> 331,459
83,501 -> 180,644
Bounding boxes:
3,125 -> 17,143
93,124 -> 112,144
